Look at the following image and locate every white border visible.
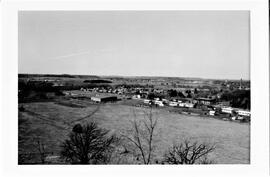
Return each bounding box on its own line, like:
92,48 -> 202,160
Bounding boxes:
1,0 -> 269,177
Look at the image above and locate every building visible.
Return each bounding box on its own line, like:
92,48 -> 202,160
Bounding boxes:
216,101 -> 231,107
144,99 -> 151,104
221,107 -> 234,114
91,96 -> 118,103
184,103 -> 194,108
178,102 -> 194,108
132,95 -> 141,99
209,110 -> 215,116
154,100 -> 164,107
178,102 -> 185,107
194,97 -> 216,105
162,98 -> 169,104
169,101 -> 178,107
236,110 -> 251,117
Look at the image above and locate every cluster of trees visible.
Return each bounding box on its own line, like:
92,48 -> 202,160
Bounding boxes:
167,89 -> 191,98
19,81 -> 63,102
18,79 -> 116,100
19,80 -> 58,92
147,93 -> 165,100
220,90 -> 250,109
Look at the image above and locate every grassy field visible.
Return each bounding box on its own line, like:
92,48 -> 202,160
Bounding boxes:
18,98 -> 249,164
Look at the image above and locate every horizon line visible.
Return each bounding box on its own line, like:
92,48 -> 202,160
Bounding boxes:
18,72 -> 250,81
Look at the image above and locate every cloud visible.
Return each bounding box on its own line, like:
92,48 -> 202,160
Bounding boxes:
48,51 -> 91,60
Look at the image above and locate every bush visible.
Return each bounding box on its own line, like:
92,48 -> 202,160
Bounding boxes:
163,139 -> 215,164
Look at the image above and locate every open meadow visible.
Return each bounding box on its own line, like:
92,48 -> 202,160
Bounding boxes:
18,98 -> 249,164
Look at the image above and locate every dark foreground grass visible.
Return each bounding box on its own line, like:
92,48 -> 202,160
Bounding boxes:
18,99 -> 250,164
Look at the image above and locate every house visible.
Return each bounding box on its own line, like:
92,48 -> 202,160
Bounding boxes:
236,110 -> 251,117
144,99 -> 151,104
209,110 -> 215,116
221,107 -> 234,114
132,95 -> 141,99
169,101 -> 178,107
63,91 -> 78,96
162,98 -> 169,104
231,116 -> 237,120
154,100 -> 164,107
178,102 -> 185,107
177,102 -> 194,108
184,103 -> 194,108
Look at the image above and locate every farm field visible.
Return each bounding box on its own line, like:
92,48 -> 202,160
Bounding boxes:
18,98 -> 250,164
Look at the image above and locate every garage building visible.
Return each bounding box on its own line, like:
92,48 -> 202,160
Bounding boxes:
91,95 -> 118,103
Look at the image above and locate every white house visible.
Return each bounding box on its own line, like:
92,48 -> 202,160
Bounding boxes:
169,101 -> 178,107
236,110 -> 251,117
185,103 -> 194,108
221,107 -> 234,114
155,100 -> 164,107
132,95 -> 141,99
209,110 -> 215,116
178,102 -> 185,107
144,99 -> 151,104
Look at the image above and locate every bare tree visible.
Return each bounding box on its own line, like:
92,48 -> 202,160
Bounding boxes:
60,122 -> 118,164
124,108 -> 158,164
163,139 -> 215,164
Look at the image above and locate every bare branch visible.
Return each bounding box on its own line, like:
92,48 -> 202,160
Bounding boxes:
164,139 -> 216,164
124,108 -> 158,164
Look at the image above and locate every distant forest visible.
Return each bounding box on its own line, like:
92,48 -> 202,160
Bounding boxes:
220,90 -> 250,110
19,74 -> 100,79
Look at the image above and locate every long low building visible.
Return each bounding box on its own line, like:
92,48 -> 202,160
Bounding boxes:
91,96 -> 118,103
221,107 -> 234,114
236,110 -> 251,117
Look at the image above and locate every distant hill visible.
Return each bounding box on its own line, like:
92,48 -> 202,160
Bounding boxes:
18,74 -> 100,79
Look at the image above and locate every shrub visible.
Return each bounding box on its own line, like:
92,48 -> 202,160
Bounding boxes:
163,139 -> 215,164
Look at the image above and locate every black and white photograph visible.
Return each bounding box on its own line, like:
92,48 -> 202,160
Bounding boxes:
18,11 -> 251,165
0,0 -> 269,176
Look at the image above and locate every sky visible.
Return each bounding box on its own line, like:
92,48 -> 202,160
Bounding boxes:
18,11 -> 250,80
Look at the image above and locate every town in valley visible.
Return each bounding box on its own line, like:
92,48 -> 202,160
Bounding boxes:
18,74 -> 250,164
